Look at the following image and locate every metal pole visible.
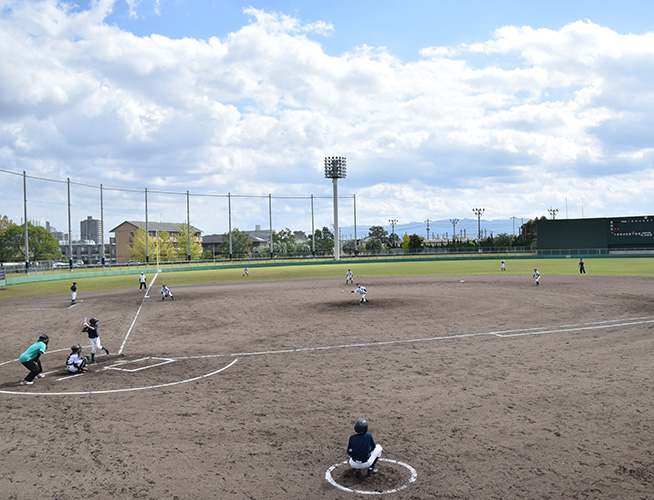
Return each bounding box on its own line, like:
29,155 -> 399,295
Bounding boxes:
269,194 -> 273,259
472,208 -> 484,252
186,190 -> 191,261
67,178 -> 73,269
228,192 -> 233,260
332,178 -> 339,260
311,194 -> 316,256
145,188 -> 149,263
23,171 -> 29,274
353,194 -> 357,256
100,184 -> 105,267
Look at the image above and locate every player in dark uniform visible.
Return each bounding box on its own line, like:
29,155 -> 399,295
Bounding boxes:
347,418 -> 383,476
82,317 -> 110,364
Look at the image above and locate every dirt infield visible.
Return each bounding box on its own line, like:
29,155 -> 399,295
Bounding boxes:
0,274 -> 652,499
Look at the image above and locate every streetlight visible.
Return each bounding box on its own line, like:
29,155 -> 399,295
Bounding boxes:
389,219 -> 398,246
324,156 -> 347,260
472,208 -> 485,252
449,218 -> 459,243
548,207 -> 559,220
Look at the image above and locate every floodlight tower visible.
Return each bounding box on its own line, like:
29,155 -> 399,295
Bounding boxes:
472,208 -> 485,252
548,207 -> 559,220
324,156 -> 347,260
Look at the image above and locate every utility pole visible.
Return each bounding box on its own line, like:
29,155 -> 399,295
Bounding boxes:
449,218 -> 459,243
425,219 -> 431,241
389,219 -> 398,246
472,208 -> 485,252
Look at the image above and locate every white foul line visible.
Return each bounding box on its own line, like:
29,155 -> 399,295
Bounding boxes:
118,272 -> 159,355
0,358 -> 238,396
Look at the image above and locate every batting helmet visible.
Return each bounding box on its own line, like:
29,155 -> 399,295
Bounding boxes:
38,334 -> 49,343
89,317 -> 98,325
354,418 -> 368,434
71,344 -> 81,352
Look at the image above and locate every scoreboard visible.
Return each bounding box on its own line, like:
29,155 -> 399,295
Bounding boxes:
608,216 -> 654,244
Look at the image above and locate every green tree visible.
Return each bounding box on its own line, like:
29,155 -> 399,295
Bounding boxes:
313,226 -> 334,253
156,230 -> 175,261
0,215 -> 17,261
174,223 -> 203,260
342,239 -> 357,254
2,222 -> 60,261
407,234 -> 424,251
368,226 -> 389,246
220,229 -> 251,257
400,233 -> 411,252
365,237 -> 382,253
273,228 -> 297,254
129,226 -> 151,261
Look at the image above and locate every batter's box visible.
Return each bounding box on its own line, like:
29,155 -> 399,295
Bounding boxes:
106,357 -> 175,372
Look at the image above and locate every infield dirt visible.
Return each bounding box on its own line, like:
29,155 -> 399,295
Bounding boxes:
0,273 -> 652,499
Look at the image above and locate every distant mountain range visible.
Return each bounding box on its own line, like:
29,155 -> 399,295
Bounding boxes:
339,218 -> 529,240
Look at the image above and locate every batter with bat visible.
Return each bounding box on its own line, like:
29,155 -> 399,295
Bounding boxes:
82,317 -> 110,364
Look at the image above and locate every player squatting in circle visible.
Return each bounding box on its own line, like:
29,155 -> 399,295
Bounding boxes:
347,418 -> 383,476
351,283 -> 368,304
82,317 -> 110,364
66,344 -> 89,373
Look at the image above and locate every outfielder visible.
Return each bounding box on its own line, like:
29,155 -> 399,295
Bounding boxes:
533,268 -> 541,285
351,283 -> 368,304
345,269 -> 354,284
82,317 -> 110,363
161,284 -> 174,300
66,345 -> 88,373
347,418 -> 382,476
19,334 -> 49,385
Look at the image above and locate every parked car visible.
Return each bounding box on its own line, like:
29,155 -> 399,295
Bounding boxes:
53,262 -> 67,268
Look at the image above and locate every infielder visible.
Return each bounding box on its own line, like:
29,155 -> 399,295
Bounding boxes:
161,284 -> 174,300
347,419 -> 382,476
345,269 -> 354,284
242,267 -> 249,277
66,345 -> 88,373
19,334 -> 49,385
82,317 -> 110,364
351,283 -> 368,304
500,259 -> 506,271
70,281 -> 77,305
533,268 -> 541,285
139,272 -> 147,289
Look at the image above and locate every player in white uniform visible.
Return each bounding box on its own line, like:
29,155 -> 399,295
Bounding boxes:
66,345 -> 88,373
139,272 -> 147,289
161,284 -> 174,300
500,259 -> 505,271
533,268 -> 541,285
345,269 -> 354,284
351,283 -> 368,304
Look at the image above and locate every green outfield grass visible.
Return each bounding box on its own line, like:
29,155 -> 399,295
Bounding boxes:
1,256 -> 652,299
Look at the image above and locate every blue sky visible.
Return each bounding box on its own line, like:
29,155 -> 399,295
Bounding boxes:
1,0 -> 653,239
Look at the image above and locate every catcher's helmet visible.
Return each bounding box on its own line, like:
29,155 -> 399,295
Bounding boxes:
38,334 -> 49,343
71,344 -> 81,352
89,317 -> 98,325
354,418 -> 368,434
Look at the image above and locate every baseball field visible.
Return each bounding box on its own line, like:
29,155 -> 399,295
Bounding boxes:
0,258 -> 652,499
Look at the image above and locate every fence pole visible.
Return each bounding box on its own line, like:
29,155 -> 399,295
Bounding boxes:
23,171 -> 29,274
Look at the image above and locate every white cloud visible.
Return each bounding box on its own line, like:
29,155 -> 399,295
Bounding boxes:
0,3 -> 652,237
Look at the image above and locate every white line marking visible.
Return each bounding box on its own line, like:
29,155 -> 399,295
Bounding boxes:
106,357 -> 175,372
0,358 -> 238,396
325,458 -> 418,495
118,272 -> 159,355
56,373 -> 84,381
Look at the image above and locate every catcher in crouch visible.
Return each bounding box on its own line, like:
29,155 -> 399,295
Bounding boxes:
66,345 -> 88,373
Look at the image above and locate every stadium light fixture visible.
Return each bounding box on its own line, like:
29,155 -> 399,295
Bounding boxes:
325,157 -> 347,260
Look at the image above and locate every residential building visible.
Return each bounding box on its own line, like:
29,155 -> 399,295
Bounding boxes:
110,221 -> 203,263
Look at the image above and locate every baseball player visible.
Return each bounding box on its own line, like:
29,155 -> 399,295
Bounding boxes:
579,258 -> 586,274
347,418 -> 382,476
500,259 -> 506,271
242,267 -> 249,277
345,269 -> 354,284
351,283 -> 368,304
70,281 -> 77,304
82,317 -> 110,364
19,334 -> 49,385
161,284 -> 174,300
66,345 -> 88,373
533,268 -> 541,285
139,272 -> 147,289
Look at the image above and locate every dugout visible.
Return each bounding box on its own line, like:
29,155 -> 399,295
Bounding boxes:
537,215 -> 654,254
